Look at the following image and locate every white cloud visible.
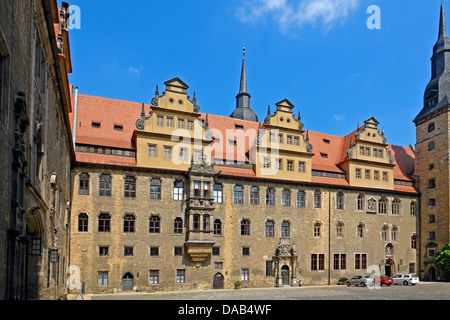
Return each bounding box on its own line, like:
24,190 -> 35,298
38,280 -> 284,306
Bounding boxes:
128,65 -> 143,76
334,114 -> 345,121
237,0 -> 360,33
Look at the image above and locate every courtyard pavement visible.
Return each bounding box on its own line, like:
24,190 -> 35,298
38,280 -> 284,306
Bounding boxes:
72,281 -> 450,301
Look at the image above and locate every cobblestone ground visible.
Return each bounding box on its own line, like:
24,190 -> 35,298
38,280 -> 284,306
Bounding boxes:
83,282 -> 450,300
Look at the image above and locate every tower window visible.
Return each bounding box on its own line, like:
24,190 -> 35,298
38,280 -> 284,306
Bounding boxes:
428,122 -> 435,132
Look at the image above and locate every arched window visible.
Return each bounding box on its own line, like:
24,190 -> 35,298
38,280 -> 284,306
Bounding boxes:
336,221 -> 344,238
149,215 -> 161,233
78,213 -> 88,232
378,197 -> 387,214
79,173 -> 89,195
213,184 -> 223,203
357,223 -> 364,238
382,225 -> 388,241
297,190 -> 305,208
392,199 -> 400,215
410,201 -> 416,216
314,221 -> 322,237
282,190 -> 291,207
391,226 -> 398,242
241,219 -> 250,235
98,213 -> 111,232
214,219 -> 222,235
411,234 -> 417,249
281,221 -> 290,237
250,187 -> 259,205
123,214 -> 135,233
265,220 -> 274,237
336,192 -> 344,210
266,188 -> 275,206
173,217 -> 183,234
124,176 -> 136,198
150,179 -> 161,200
173,181 -> 184,201
314,190 -> 321,208
357,194 -> 365,211
99,174 -> 111,197
234,185 -> 243,204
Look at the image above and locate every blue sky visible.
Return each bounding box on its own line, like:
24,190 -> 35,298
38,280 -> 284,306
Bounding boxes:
64,0 -> 442,147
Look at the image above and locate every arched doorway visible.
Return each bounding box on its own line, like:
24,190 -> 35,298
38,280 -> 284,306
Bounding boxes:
213,273 -> 224,289
26,208 -> 45,299
122,273 -> 134,291
428,267 -> 436,281
281,265 -> 290,285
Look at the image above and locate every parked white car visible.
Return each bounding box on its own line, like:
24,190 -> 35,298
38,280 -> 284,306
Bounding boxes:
392,274 -> 419,286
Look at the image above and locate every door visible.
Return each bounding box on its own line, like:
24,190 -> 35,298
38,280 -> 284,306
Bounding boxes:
122,273 -> 134,291
213,273 -> 224,289
281,265 -> 290,285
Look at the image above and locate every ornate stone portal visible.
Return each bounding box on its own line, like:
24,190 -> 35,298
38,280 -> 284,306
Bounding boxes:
273,238 -> 298,287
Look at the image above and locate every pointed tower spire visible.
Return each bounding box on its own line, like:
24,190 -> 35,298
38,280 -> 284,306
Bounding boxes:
230,46 -> 258,122
239,45 -> 247,94
439,1 -> 447,39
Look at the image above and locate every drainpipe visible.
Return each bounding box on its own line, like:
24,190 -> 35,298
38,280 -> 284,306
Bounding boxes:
72,87 -> 79,148
328,188 -> 331,286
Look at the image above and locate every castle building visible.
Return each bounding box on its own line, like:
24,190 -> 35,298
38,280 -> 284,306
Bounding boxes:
0,0 -> 74,299
68,46 -> 420,293
414,3 -> 450,281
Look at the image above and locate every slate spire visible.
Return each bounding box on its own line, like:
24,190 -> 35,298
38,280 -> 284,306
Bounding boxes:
230,46 -> 259,122
414,2 -> 450,123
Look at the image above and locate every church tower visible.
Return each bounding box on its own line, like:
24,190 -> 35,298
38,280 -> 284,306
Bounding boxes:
230,46 -> 259,122
414,2 -> 450,281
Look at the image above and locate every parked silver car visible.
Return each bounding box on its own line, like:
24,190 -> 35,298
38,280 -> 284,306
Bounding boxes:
346,275 -> 374,287
392,274 -> 419,286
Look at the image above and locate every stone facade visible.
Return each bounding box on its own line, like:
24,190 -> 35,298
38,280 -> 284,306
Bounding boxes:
0,0 -> 74,299
70,163 -> 418,293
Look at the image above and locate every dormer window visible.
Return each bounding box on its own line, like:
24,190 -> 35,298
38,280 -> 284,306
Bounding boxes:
114,124 -> 123,131
235,125 -> 244,130
320,153 -> 328,158
323,139 -> 330,144
91,122 -> 101,128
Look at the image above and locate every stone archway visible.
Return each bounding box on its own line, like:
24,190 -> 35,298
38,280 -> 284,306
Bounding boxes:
213,273 -> 224,289
25,208 -> 45,299
281,265 -> 290,285
122,273 -> 134,291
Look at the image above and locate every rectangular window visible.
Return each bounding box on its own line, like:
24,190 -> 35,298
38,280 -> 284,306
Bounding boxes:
365,169 -> 371,180
382,172 -> 388,182
374,170 -> 379,180
148,144 -> 156,157
293,137 -> 299,145
266,261 -> 273,276
164,146 -> 172,159
298,162 -> 305,173
91,122 -> 101,128
149,270 -> 159,284
241,268 -> 249,281
179,147 -> 188,161
355,254 -> 367,270
178,119 -> 185,129
114,125 -> 123,131
166,117 -> 173,127
187,120 -> 193,130
99,246 -> 109,256
174,246 -> 183,256
124,246 -> 134,256
176,269 -> 185,283
98,272 -> 108,286
157,116 -> 164,126
150,247 -> 159,256
428,199 -> 436,207
287,160 -> 294,171
355,168 -> 361,179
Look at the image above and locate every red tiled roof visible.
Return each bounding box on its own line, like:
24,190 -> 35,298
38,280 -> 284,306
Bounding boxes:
69,93 -> 416,193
